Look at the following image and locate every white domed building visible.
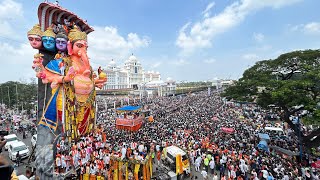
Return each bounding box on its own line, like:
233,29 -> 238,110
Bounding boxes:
102,54 -> 169,93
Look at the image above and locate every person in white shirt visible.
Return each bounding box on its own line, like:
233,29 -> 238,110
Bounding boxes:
209,159 -> 215,174
212,173 -> 219,180
195,156 -> 201,172
201,167 -> 208,179
121,146 -> 127,160
138,144 -> 144,154
103,154 -> 110,169
89,163 -> 96,175
61,154 -> 66,172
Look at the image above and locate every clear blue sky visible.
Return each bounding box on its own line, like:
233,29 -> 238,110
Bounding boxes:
0,0 -> 319,83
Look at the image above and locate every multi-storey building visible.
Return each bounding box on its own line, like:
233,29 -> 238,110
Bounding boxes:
102,55 -> 162,90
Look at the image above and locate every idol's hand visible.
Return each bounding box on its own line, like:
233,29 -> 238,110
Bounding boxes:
95,83 -> 104,89
32,59 -> 45,73
64,67 -> 76,82
95,78 -> 107,85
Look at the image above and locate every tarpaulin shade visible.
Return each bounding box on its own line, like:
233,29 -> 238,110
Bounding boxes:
258,133 -> 270,140
117,106 -> 141,111
257,140 -> 269,152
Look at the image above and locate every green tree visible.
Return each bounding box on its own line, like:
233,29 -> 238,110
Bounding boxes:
0,79 -> 37,114
223,49 -> 320,148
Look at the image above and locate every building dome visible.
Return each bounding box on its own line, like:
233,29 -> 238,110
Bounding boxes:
129,54 -> 137,62
109,59 -> 116,66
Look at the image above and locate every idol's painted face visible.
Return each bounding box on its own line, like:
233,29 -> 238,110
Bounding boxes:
72,40 -> 88,57
42,36 -> 56,52
28,35 -> 42,49
56,37 -> 67,52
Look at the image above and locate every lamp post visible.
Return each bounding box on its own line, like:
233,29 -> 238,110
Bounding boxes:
1,87 -> 3,105
15,84 -> 18,113
298,116 -> 303,162
6,86 -> 10,109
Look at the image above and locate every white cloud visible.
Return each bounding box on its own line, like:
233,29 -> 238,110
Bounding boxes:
253,32 -> 264,42
0,0 -> 23,20
0,42 -> 37,83
170,59 -> 189,66
151,62 -> 162,69
242,53 -> 259,61
203,58 -> 216,64
0,0 -> 24,37
303,22 -> 320,34
176,0 -> 302,55
289,22 -> 320,35
202,2 -> 215,18
88,26 -> 150,65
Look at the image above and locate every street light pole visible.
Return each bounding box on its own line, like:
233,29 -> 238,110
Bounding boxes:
6,86 -> 10,109
15,84 -> 18,113
0,87 -> 3,105
298,117 -> 303,162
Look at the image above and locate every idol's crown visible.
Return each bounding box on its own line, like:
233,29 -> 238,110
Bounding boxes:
27,24 -> 43,36
68,26 -> 87,42
43,26 -> 56,38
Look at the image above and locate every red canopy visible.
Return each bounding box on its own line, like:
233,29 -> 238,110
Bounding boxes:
221,127 -> 235,134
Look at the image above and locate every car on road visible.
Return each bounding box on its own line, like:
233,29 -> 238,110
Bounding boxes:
31,134 -> 37,147
4,134 -> 19,150
8,141 -> 30,161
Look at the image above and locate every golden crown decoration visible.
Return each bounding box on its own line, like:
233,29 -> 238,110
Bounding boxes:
68,26 -> 87,42
27,24 -> 43,36
43,26 -> 56,38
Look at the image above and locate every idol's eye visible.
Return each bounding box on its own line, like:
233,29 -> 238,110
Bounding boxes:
56,40 -> 60,44
28,37 -> 34,41
43,39 -> 47,43
76,43 -> 84,48
35,38 -> 41,42
61,41 -> 67,44
49,40 -> 54,44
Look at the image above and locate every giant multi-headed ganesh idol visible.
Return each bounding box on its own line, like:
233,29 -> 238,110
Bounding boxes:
29,24 -> 107,139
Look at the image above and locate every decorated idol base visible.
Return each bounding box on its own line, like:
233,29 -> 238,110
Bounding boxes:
28,2 -> 107,179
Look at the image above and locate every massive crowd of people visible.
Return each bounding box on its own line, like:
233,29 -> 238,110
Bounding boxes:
54,91 -> 319,179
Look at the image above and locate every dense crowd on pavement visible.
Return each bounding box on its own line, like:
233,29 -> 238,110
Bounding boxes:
54,91 -> 320,179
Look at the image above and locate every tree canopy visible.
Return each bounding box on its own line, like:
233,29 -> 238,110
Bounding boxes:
223,49 -> 320,148
0,79 -> 37,114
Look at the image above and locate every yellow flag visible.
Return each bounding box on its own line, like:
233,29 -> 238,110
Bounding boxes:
125,162 -> 129,180
134,164 -> 140,180
119,161 -> 123,180
149,158 -> 153,178
113,161 -> 119,180
176,154 -> 183,174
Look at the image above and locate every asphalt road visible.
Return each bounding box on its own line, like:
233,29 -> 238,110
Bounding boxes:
1,126 -> 34,176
